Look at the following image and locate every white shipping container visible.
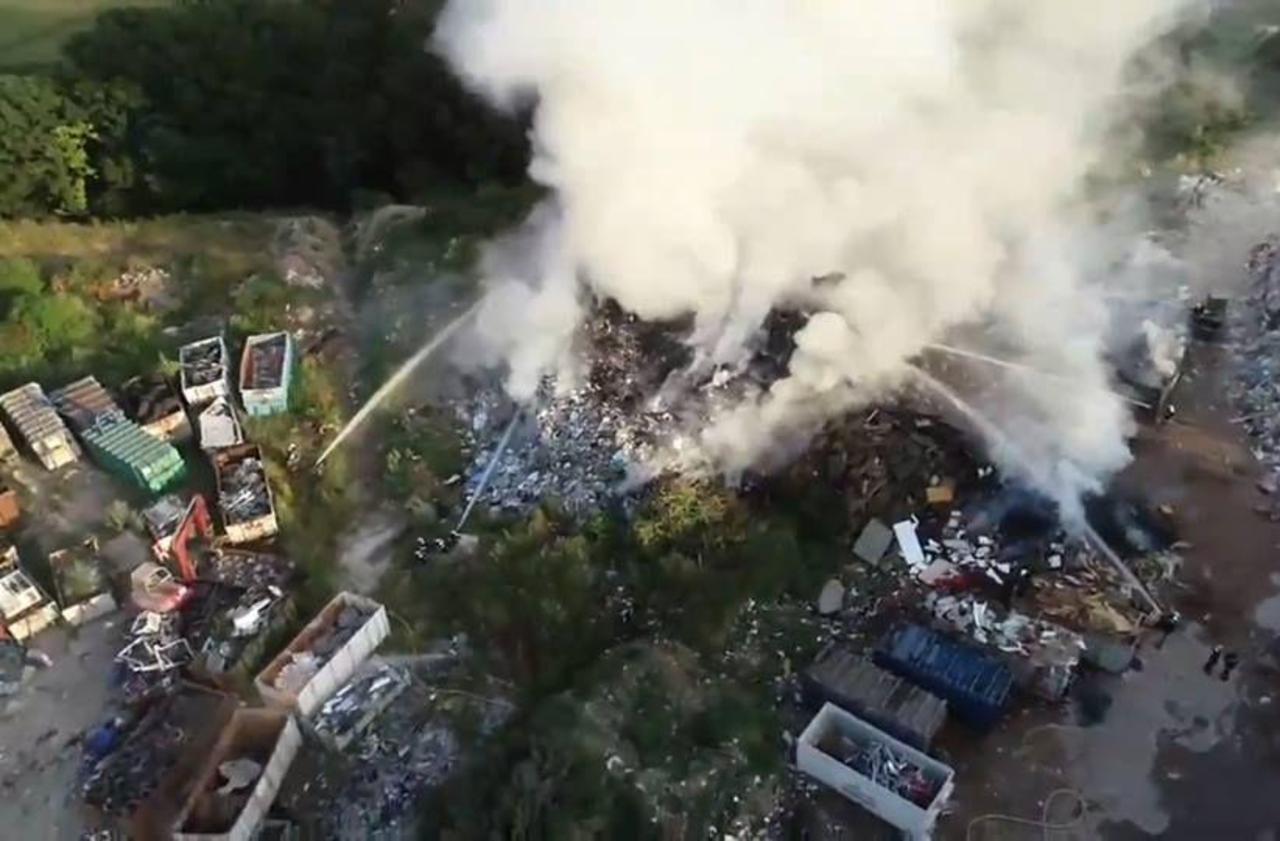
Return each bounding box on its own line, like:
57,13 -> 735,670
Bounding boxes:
254,592 -> 390,717
797,703 -> 955,841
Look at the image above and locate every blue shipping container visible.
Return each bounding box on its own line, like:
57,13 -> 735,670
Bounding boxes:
873,624 -> 1014,729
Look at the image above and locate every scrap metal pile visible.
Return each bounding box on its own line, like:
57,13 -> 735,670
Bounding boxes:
219,456 -> 272,521
457,304 -> 798,516
182,341 -> 225,386
818,730 -> 940,807
1233,240 -> 1280,507
116,611 -> 194,699
273,603 -> 374,692
245,334 -> 288,389
312,660 -> 410,748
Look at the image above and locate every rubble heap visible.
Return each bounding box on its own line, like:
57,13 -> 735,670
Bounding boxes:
458,305 -> 804,516
272,603 -> 374,692
1234,241 -> 1280,499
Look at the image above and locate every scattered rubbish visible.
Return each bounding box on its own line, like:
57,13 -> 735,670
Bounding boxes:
816,579 -> 845,615
81,683 -> 238,825
892,518 -> 925,567
215,758 -> 262,795
853,519 -> 895,566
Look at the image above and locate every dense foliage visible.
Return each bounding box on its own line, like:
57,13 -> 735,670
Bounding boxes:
0,0 -> 527,218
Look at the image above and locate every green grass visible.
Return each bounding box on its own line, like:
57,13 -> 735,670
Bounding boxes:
0,0 -> 171,71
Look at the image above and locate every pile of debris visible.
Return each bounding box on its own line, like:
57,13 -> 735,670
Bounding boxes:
817,727 -> 941,808
922,594 -> 1084,700
457,305 -> 808,516
1234,240 -> 1280,507
81,684 -> 235,820
311,660 -> 409,749
182,341 -> 226,387
272,603 -> 374,693
219,456 -> 272,520
116,611 -> 193,700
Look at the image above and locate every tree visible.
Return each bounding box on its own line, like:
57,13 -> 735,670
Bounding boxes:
61,0 -> 528,213
0,76 -> 96,216
0,257 -> 43,299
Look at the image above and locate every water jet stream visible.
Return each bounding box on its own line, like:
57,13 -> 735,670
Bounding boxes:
925,343 -> 1146,408
455,409 -> 523,531
908,364 -> 1161,614
316,301 -> 481,467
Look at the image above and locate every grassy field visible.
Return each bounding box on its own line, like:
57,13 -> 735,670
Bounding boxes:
0,0 -> 170,70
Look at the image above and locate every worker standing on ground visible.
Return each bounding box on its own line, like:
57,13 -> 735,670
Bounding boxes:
1221,651 -> 1240,681
1203,644 -> 1223,674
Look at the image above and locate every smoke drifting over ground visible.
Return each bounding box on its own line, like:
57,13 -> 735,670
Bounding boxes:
435,0 -> 1201,510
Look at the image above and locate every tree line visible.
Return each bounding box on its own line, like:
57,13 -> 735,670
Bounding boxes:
0,0 -> 529,219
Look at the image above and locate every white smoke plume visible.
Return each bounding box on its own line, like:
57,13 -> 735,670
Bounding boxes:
435,0 -> 1202,509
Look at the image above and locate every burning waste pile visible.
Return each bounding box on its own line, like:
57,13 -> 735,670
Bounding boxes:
456,306 -> 802,516
424,0 -> 1196,523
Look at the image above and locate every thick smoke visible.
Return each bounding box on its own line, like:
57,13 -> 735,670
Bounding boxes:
436,0 -> 1199,510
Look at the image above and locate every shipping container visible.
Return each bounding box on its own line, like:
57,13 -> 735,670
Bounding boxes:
0,383 -> 81,470
0,545 -> 59,641
797,703 -> 955,841
180,336 -> 231,406
803,646 -> 948,751
120,374 -> 192,442
873,624 -> 1014,730
239,332 -> 294,417
212,445 -> 279,544
172,709 -> 302,841
50,376 -> 186,494
48,537 -> 118,626
254,592 -> 389,717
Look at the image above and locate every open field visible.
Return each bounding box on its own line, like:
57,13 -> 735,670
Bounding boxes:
0,0 -> 170,70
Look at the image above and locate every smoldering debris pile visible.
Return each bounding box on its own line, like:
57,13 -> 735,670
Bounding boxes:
1233,241 -> 1280,503
457,304 -> 795,516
